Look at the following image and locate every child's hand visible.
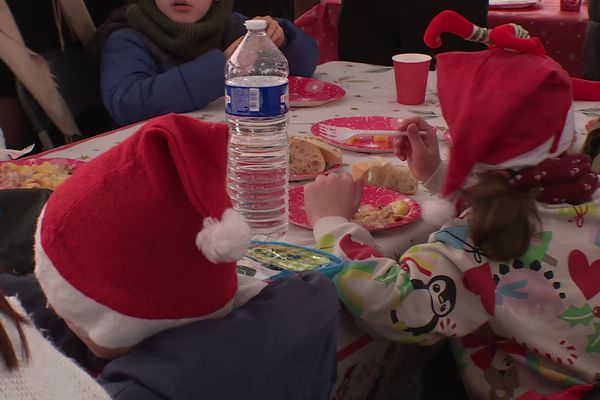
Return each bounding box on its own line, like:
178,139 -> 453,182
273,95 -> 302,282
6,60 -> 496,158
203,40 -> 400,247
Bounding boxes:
253,16 -> 287,48
394,117 -> 441,182
224,36 -> 244,60
304,173 -> 362,225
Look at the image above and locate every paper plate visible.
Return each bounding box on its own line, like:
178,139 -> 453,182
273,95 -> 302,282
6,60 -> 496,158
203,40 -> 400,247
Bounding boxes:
489,0 -> 539,9
311,116 -> 399,153
289,164 -> 343,182
289,76 -> 345,107
289,184 -> 421,232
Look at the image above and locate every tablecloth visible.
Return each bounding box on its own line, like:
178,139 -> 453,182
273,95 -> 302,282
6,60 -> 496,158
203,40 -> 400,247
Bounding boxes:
295,0 -> 340,64
488,0 -> 588,77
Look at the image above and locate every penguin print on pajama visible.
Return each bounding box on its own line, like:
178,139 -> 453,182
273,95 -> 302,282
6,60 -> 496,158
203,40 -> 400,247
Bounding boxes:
390,275 -> 457,336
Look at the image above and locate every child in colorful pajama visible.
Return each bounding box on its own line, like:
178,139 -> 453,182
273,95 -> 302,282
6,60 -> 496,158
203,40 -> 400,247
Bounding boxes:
304,18 -> 600,400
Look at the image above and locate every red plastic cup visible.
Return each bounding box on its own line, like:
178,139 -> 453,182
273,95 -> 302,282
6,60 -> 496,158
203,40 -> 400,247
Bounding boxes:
392,53 -> 432,105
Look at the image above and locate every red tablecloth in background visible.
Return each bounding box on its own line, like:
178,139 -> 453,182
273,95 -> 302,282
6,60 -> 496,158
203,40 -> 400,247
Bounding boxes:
488,0 -> 588,77
294,0 -> 341,64
295,0 -> 588,77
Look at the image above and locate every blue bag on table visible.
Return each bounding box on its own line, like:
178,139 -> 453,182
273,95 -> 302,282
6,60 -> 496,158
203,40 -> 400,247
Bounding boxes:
237,241 -> 344,281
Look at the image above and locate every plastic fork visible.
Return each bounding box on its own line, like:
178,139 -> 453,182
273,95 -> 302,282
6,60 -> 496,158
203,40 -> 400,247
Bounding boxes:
0,144 -> 35,160
318,125 -> 425,142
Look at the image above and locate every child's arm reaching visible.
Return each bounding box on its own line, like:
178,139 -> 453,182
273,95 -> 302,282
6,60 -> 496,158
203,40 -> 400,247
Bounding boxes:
305,174 -> 492,344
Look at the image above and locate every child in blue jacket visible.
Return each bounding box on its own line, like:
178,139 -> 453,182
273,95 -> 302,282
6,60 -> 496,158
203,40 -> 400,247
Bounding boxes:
97,0 -> 318,126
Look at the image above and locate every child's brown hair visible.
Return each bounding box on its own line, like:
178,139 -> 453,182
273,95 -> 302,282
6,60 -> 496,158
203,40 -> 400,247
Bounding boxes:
463,172 -> 540,261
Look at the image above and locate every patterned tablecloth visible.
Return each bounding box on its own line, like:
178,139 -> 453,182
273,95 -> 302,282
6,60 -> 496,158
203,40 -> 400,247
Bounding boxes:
32,61 -> 599,399
294,0 -> 589,77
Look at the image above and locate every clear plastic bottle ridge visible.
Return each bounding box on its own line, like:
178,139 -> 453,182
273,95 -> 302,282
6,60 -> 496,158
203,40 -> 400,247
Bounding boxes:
225,19 -> 290,241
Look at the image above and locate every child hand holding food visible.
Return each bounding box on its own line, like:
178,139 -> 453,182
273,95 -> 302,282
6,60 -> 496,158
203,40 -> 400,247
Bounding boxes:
304,172 -> 363,226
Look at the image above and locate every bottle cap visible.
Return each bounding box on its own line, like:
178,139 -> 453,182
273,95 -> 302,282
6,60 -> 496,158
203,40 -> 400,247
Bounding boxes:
244,19 -> 267,30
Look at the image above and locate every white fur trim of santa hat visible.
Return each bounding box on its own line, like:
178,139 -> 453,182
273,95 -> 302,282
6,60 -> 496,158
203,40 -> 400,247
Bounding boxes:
34,207 -> 235,350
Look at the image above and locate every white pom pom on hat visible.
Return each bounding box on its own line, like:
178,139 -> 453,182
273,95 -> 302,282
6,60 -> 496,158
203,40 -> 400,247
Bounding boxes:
196,208 -> 252,263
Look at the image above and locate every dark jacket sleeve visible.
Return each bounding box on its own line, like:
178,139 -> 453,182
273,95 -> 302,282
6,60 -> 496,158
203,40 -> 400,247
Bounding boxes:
98,272 -> 340,400
100,29 -> 227,126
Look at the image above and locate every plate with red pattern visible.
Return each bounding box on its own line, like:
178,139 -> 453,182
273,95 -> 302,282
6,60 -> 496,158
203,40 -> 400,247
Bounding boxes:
0,158 -> 86,190
289,184 -> 421,232
288,76 -> 346,107
311,116 -> 400,153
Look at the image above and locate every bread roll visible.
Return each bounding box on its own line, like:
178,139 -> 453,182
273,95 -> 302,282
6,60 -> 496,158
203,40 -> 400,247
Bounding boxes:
291,135 -> 342,166
352,157 -> 418,194
290,139 -> 325,174
351,157 -> 388,181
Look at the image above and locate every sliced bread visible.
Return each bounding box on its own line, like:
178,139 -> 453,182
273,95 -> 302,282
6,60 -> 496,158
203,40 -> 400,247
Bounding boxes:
290,139 -> 326,175
351,157 -> 389,181
291,135 -> 343,166
352,157 -> 418,194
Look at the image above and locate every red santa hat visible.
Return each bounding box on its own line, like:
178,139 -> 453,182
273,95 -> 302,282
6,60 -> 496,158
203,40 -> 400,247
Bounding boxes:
424,11 -> 575,196
35,114 -> 252,349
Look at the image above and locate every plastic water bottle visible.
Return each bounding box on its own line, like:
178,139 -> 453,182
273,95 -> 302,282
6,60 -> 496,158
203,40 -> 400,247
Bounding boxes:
225,19 -> 289,241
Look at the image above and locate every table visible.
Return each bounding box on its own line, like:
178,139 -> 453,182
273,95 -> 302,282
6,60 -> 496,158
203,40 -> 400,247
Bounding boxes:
294,0 -> 588,77
36,61 -> 597,257
32,61 -> 598,399
36,63 -> 449,260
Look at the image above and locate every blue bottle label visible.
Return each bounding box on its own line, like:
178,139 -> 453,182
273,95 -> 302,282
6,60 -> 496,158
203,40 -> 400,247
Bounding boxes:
225,82 -> 289,117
